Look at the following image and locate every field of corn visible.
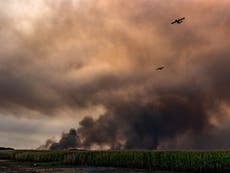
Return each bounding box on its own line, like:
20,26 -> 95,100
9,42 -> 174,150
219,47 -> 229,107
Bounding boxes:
0,150 -> 230,172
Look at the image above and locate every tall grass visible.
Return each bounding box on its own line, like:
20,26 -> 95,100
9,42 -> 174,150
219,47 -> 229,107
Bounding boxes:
1,150 -> 230,172
0,150 -> 15,160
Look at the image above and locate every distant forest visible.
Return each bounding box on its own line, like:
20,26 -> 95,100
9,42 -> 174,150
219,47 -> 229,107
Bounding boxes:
0,147 -> 14,150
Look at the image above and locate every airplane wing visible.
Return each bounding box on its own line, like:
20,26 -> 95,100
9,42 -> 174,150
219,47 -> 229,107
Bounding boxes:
179,17 -> 185,20
171,20 -> 176,24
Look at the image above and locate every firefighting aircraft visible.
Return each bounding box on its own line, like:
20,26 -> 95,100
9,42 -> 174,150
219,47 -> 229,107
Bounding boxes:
171,17 -> 185,24
156,66 -> 165,71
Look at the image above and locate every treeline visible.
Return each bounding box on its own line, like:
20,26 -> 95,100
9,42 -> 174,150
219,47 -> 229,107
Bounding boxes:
0,147 -> 14,151
0,150 -> 230,172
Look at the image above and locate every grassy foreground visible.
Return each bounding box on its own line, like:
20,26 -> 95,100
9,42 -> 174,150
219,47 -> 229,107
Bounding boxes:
0,150 -> 230,172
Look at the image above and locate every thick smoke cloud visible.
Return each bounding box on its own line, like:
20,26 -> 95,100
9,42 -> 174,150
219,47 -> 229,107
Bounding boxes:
50,129 -> 80,150
1,0 -> 230,149
38,129 -> 80,150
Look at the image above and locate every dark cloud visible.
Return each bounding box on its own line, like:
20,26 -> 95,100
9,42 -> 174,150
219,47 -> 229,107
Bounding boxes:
1,0 -> 230,149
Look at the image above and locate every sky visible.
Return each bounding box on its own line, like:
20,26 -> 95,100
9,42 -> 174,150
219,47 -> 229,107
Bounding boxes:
0,0 -> 230,149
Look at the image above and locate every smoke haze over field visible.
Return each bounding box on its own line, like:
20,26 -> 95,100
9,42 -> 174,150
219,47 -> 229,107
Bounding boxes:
0,0 -> 230,149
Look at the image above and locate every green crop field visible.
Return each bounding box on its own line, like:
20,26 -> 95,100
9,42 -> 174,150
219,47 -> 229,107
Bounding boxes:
0,150 -> 230,172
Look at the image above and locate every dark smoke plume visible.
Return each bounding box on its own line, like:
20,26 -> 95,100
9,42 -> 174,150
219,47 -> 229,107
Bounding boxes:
48,129 -> 80,150
47,65 -> 230,150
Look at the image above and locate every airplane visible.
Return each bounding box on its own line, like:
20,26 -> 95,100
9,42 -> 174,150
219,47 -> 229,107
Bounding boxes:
171,17 -> 185,24
156,66 -> 165,71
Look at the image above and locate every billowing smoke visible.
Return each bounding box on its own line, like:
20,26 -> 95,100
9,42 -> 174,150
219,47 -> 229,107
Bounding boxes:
50,129 -> 80,150
46,62 -> 230,150
39,129 -> 80,150
1,0 -> 230,149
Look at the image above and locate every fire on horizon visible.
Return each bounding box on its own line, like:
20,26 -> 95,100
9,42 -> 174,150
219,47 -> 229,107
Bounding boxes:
0,0 -> 230,150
